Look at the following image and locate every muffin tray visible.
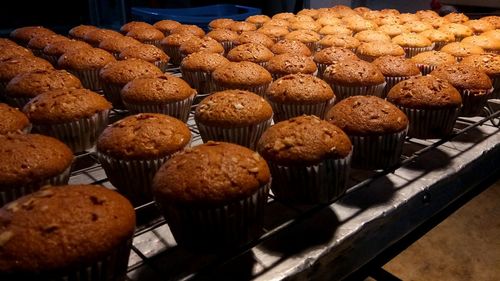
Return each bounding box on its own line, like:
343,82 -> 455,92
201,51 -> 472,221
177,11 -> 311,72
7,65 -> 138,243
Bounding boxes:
68,67 -> 500,280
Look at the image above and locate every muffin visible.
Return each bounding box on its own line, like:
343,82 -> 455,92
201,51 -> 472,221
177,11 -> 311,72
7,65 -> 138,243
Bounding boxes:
460,54 -> 500,99
313,47 -> 358,78
377,24 -> 409,38
318,25 -> 353,37
403,21 -> 433,33
68,25 -> 99,40
483,30 -> 500,41
42,39 -> 92,65
27,34 -> 69,57
461,35 -> 500,54
257,25 -> 290,42
9,26 -> 55,46
297,9 -> 320,19
266,53 -> 317,80
83,29 -> 122,47
195,90 -> 272,149
0,103 -> 30,134
5,69 -> 82,107
439,23 -> 473,41
229,21 -> 257,34
270,39 -> 312,56
119,44 -> 170,71
392,33 -> 434,58
356,41 -> 405,61
227,43 -> 274,67
97,114 -> 191,206
170,24 -> 205,37
153,19 -> 181,36
421,16 -> 449,29
208,18 -> 235,30
411,50 -> 457,75
212,61 -> 272,95
399,13 -> 421,23
464,20 -> 495,35
289,21 -> 322,32
441,42 -> 485,61
263,19 -> 290,28
0,44 -> 33,62
99,58 -> 163,107
415,10 -> 440,20
373,55 -> 421,96
257,115 -> 352,202
266,74 -> 334,122
179,36 -> 224,59
323,59 -> 386,100
419,29 -> 456,50
481,16 -> 500,29
98,36 -> 141,59
344,17 -> 378,33
273,12 -> 295,21
284,30 -> 321,52
23,88 -> 111,152
0,134 -> 73,206
153,141 -> 270,250
354,30 -> 391,43
444,12 -> 469,24
126,27 -> 165,48
160,33 -> 198,66
430,64 -> 493,116
121,75 -> 197,122
246,15 -> 271,28
316,15 -> 343,27
234,31 -> 274,49
58,47 -> 115,90
0,56 -> 54,95
318,34 -> 361,51
180,51 -> 229,96
0,185 -> 135,280
206,29 -> 239,53
326,96 -> 408,169
386,76 -> 462,138
120,21 -> 154,34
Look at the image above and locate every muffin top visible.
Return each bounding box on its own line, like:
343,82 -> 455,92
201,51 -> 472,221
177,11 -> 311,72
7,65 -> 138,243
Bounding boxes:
323,59 -> 385,86
0,134 -> 73,187
6,69 -> 82,98
372,55 -> 421,77
0,38 -> 21,47
195,90 -> 272,126
357,41 -> 406,58
212,61 -> 272,88
266,74 -> 334,104
289,21 -> 322,32
257,115 -> 352,165
462,35 -> 500,52
83,29 -> 122,46
99,58 -> 163,85
160,33 -> 198,48
0,103 -> 30,134
316,16 -> 343,27
27,34 -> 69,50
392,33 -> 433,47
297,9 -> 319,19
227,43 -> 274,64
119,44 -> 169,63
68,25 -> 99,40
441,42 -> 485,57
483,30 -> 500,41
126,27 -> 165,42
97,113 -> 190,159
411,51 -> 457,66
179,36 -> 224,56
153,19 -> 182,34
208,18 -> 235,30
270,39 -> 312,56
421,16 -> 449,29
399,13 -> 420,23
120,21 -> 154,34
171,25 -> 205,37
403,21 -> 433,33
234,31 -> 274,49
153,141 -> 270,205
257,25 -> 290,40
438,23 -> 473,38
464,19 -> 494,34
326,95 -> 408,135
98,36 -> 141,54
10,26 -> 55,45
266,54 -> 317,76
0,56 -> 54,81
23,88 -> 111,124
314,47 -> 358,65
263,19 -> 290,28
481,16 -> 500,29
318,25 -> 352,36
229,21 -> 257,34
181,51 -> 229,72
377,24 -> 409,37
285,30 -> 321,43
387,76 -> 462,109
246,15 -> 271,25
318,34 -> 361,49
273,12 -> 295,21
430,64 -> 492,91
344,18 -> 378,32
0,185 -> 135,273
444,12 -> 469,23
419,29 -> 455,43
58,47 -> 115,70
354,30 -> 391,43
121,74 -> 196,104
460,54 -> 500,76
206,29 -> 239,42
43,39 -> 92,57
0,44 -> 33,61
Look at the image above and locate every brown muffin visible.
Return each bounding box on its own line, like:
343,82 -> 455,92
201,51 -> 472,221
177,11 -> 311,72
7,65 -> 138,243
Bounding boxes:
356,41 -> 405,61
234,31 -> 274,49
297,9 -> 320,19
439,23 -> 473,41
0,134 -> 73,206
83,29 -> 122,47
372,55 -> 421,96
0,38 -> 21,47
481,16 -> 500,29
0,103 -> 30,134
314,47 -> 358,78
377,24 -> 409,38
392,33 -> 434,57
179,36 -> 224,58
206,29 -> 239,53
119,44 -> 169,71
5,69 -> 82,107
270,39 -> 312,56
284,30 -> 321,52
195,90 -> 272,149
464,20 -> 495,35
257,25 -> 290,42
0,185 -> 135,279
208,18 -> 235,30
153,141 -> 270,250
354,30 -> 391,43
229,21 -> 257,34
120,21 -> 154,34
444,12 -> 469,24
246,15 -> 271,27
318,34 -> 361,51
415,10 -> 440,20
262,19 -> 291,28
318,25 -> 353,37
27,34 -> 69,56
0,44 -> 33,62
58,47 -> 115,90
326,95 -> 407,169
266,53 -> 317,80
42,39 -> 92,65
98,36 -> 142,58
421,16 -> 449,29
180,51 -> 229,95
9,26 -> 55,46
483,30 -> 500,41
227,43 -> 274,67
430,64 -> 493,115
154,19 -> 182,36
68,25 -> 99,40
121,75 -> 196,122
23,88 -> 111,152
289,21 -> 322,32
441,42 -> 485,61
403,21 -> 433,33
97,114 -> 190,206
170,24 -> 205,37
419,29 -> 455,50
411,51 -> 457,74
212,61 -> 272,95
460,54 -> 500,97
316,16 -> 343,27
387,76 -> 462,138
160,33 -> 198,66
273,12 -> 295,21
0,57 -> 54,94
344,17 -> 378,33
126,27 -> 165,47
462,35 -> 500,54
266,74 -> 334,121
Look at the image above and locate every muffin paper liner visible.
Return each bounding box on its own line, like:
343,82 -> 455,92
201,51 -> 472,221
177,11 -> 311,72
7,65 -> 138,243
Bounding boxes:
269,98 -> 335,122
38,53 -> 59,66
33,110 -> 109,153
214,83 -> 270,97
181,69 -> 215,94
102,82 -> 125,108
195,118 -> 272,150
304,42 -> 319,54
403,44 -> 435,58
123,94 -> 195,123
490,76 -> 500,100
68,68 -> 102,91
383,75 -> 420,98
459,87 -> 494,117
163,45 -> 182,66
330,82 -> 386,101
5,96 -> 31,108
97,152 -> 172,206
142,39 -> 162,49
0,81 -> 8,98
268,153 -> 352,204
221,41 -> 234,54
157,183 -> 270,250
415,63 -> 438,75
349,128 -> 407,170
316,63 -> 329,79
154,60 -> 170,72
0,165 -> 71,207
30,48 -> 44,58
433,41 -> 447,51
397,106 -> 459,139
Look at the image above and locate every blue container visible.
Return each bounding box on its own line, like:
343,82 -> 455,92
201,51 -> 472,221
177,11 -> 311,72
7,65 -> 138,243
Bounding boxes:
131,4 -> 261,31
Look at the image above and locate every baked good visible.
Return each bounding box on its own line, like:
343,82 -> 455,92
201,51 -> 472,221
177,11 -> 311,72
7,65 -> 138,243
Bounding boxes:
326,95 -> 408,169
0,56 -> 54,95
0,44 -> 33,62
372,55 -> 421,97
377,24 -> 409,38
97,113 -> 190,206
318,34 -> 361,51
208,18 -> 235,30
126,26 -> 165,48
344,17 -> 378,33
481,16 -> 500,29
98,36 -> 142,58
392,33 -> 434,57
195,90 -> 272,149
270,39 -> 312,56
297,9 -> 320,19
461,35 -> 500,54
229,21 -> 257,34
27,34 -> 68,57
206,29 -> 239,53
0,185 -> 135,280
284,30 -> 321,52
354,30 -> 391,43
246,15 -> 271,28
119,43 -> 170,71
0,103 -> 30,134
289,21 -> 322,32
82,28 -> 122,47
43,39 -> 92,65
153,19 -> 181,36
179,36 -> 224,59
316,15 -> 343,27
266,53 -> 317,80
356,41 -> 405,61
227,43 -> 274,67
386,75 -> 462,138
153,141 -> 270,250
257,25 -> 290,42
403,21 -> 433,33
318,25 -> 353,37
441,42 -> 485,61
119,21 -> 154,34
68,25 -> 99,40
444,12 -> 469,24
464,20 -> 495,35
180,51 -> 229,95
234,31 -> 274,49
483,30 -> 500,41
212,61 -> 272,95
160,33 -> 198,66
170,24 -> 205,37
272,12 -> 295,21
0,134 -> 73,206
23,88 -> 111,152
313,47 -> 358,78
9,26 -> 55,46
121,75 -> 196,122
439,23 -> 473,41
419,29 -> 455,50
460,54 -> 500,98
411,50 -> 457,74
